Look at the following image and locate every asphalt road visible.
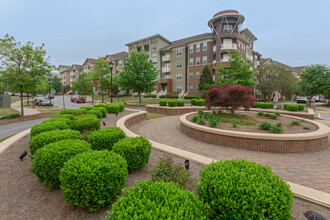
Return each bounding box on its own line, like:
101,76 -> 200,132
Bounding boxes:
53,95 -> 92,109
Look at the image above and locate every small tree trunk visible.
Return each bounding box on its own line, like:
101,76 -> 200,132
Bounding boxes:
20,88 -> 24,116
27,93 -> 29,106
231,107 -> 235,114
138,92 -> 141,105
102,90 -> 104,103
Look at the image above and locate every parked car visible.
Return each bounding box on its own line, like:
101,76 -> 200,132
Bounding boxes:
74,96 -> 86,103
34,97 -> 53,106
71,94 -> 78,102
297,97 -> 308,104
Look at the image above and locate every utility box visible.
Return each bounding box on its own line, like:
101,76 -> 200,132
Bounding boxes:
0,94 -> 11,108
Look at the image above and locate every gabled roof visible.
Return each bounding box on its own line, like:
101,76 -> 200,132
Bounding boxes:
260,58 -> 303,72
82,58 -> 96,66
105,51 -> 129,61
160,33 -> 213,51
72,64 -> 83,70
293,66 -> 305,72
125,34 -> 171,46
239,28 -> 257,41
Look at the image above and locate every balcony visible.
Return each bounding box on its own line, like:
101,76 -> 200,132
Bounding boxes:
220,59 -> 230,62
151,57 -> 157,63
162,66 -> 171,73
220,43 -> 237,50
213,60 -> 217,64
162,55 -> 171,62
213,45 -> 216,52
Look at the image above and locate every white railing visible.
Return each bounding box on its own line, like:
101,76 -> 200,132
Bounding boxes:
178,90 -> 185,99
220,43 -> 237,50
151,57 -> 157,63
213,60 -> 216,63
213,45 -> 216,52
220,59 -> 230,62
162,55 -> 171,62
162,66 -> 171,73
157,89 -> 167,98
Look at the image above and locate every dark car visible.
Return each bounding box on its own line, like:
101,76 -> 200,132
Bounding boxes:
297,97 -> 308,104
74,96 -> 86,103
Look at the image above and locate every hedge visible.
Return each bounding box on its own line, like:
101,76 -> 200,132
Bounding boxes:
283,104 -> 289,110
31,121 -> 70,138
197,159 -> 293,219
59,150 -> 128,212
196,99 -> 204,106
60,109 -> 86,116
151,94 -> 157,98
159,95 -> 165,98
112,136 -> 152,173
170,94 -> 179,99
92,107 -> 107,117
143,94 -> 151,98
29,129 -> 82,156
49,114 -> 75,120
31,139 -> 91,188
159,100 -> 167,106
254,102 -> 259,108
184,95 -> 199,100
117,102 -> 125,112
73,114 -> 97,121
297,104 -> 304,111
168,100 -> 176,107
106,180 -> 207,219
286,104 -> 299,111
105,103 -> 120,114
71,117 -> 100,132
93,104 -> 106,108
80,106 -> 93,111
191,99 -> 197,105
41,117 -> 72,126
0,113 -> 20,120
88,127 -> 126,151
176,99 -> 185,106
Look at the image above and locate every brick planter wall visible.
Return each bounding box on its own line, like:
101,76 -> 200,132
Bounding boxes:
124,112 -> 146,128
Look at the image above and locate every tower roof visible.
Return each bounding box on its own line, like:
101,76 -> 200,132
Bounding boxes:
208,9 -> 245,28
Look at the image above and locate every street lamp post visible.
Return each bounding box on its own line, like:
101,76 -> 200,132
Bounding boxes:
109,61 -> 114,103
48,77 -> 52,106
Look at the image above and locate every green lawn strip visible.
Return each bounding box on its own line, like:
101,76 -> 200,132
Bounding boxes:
213,113 -> 257,125
146,113 -> 168,120
0,108 -> 21,117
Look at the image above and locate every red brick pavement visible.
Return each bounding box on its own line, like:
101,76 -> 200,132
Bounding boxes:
130,116 -> 330,193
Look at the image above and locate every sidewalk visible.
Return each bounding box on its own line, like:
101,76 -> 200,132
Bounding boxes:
11,101 -> 41,116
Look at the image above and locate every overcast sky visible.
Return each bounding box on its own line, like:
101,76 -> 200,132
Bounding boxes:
1,0 -> 329,68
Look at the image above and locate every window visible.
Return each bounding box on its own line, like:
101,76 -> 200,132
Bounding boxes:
196,71 -> 200,79
137,46 -> 141,52
152,43 -> 157,51
176,73 -> 182,81
196,57 -> 200,65
176,61 -> 182,68
189,58 -> 193,66
144,45 -> 149,51
189,85 -> 193,92
119,60 -> 123,65
152,53 -> 157,58
203,42 -> 207,51
165,74 -> 171,79
203,56 -> 207,64
196,85 -> 200,92
176,85 -> 182,92
189,45 -> 193,53
223,24 -> 233,33
190,72 -> 193,79
176,48 -> 182,57
196,43 -> 200,52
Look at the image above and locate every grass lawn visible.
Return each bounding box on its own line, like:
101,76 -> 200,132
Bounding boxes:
210,112 -> 257,125
0,108 -> 21,117
146,113 -> 168,120
38,108 -> 62,115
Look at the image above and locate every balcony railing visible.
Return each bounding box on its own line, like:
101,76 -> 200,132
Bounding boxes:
220,59 -> 230,62
220,43 -> 237,50
213,45 -> 216,52
162,55 -> 171,62
162,67 -> 171,73
151,57 -> 157,63
213,60 -> 216,63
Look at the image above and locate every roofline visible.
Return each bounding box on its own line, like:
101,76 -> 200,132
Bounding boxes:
125,34 -> 171,46
240,28 -> 258,41
160,33 -> 213,51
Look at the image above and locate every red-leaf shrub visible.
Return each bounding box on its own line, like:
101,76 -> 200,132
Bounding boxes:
205,84 -> 255,114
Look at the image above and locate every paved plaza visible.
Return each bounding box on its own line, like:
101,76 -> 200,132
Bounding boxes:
131,115 -> 330,193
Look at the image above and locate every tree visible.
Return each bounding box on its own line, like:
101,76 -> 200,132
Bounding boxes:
299,64 -> 330,105
115,51 -> 159,105
0,34 -> 53,115
216,51 -> 255,87
90,58 -> 110,103
199,65 -> 213,95
205,84 -> 255,114
71,72 -> 92,98
51,75 -> 62,94
276,68 -> 298,100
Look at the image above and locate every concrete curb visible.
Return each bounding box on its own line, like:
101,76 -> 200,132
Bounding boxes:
0,129 -> 30,155
116,111 -> 330,209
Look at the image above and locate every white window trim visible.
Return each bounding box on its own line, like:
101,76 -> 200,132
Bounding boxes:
196,71 -> 200,79
196,57 -> 200,65
176,48 -> 182,57
196,43 -> 200,52
176,73 -> 182,81
176,60 -> 182,69
189,45 -> 193,53
203,56 -> 207,64
203,42 -> 207,51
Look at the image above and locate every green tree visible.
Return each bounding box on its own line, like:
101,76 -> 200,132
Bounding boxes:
199,65 -> 213,94
299,64 -> 330,104
0,34 -> 53,115
115,51 -> 159,105
216,51 -> 255,87
71,72 -> 92,98
256,64 -> 280,100
276,68 -> 298,100
51,75 -> 62,94
90,58 -> 110,102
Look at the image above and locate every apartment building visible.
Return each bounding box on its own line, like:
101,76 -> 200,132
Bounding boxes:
70,64 -> 83,87
59,65 -> 71,88
104,51 -> 129,75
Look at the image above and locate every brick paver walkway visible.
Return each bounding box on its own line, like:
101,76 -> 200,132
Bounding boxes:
131,116 -> 330,193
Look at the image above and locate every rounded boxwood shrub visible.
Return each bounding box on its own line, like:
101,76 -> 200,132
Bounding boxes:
191,99 -> 197,105
176,99 -> 185,106
87,109 -> 102,118
151,94 -> 157,98
88,127 -> 126,151
59,150 -> 128,212
196,159 -> 293,219
50,114 -> 75,120
29,129 -> 82,156
41,117 -> 72,126
196,99 -> 204,106
159,100 -> 167,106
93,104 -> 106,108
31,139 -> 92,188
60,109 -> 86,116
286,104 -> 298,111
73,114 -> 97,121
283,104 -> 289,110
112,136 -> 151,173
105,103 -> 120,114
269,103 -> 274,108
167,100 -> 177,107
297,104 -> 304,111
92,107 -> 107,117
106,180 -> 207,219
80,106 -> 93,111
254,102 -> 259,108
31,121 -> 70,138
170,94 -> 179,98
259,102 -> 267,108
159,95 -> 165,98
71,117 -> 100,132
117,102 -> 125,112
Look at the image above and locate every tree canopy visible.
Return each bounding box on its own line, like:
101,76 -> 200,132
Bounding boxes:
199,65 -> 213,93
71,72 -> 92,98
51,75 -> 62,94
115,50 -> 159,105
90,58 -> 110,102
216,51 -> 255,87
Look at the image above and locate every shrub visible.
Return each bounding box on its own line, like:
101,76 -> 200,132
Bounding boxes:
198,118 -> 205,125
170,94 -> 179,98
151,94 -> 157,98
92,107 -> 107,117
29,129 -> 82,156
232,121 -> 238,128
198,109 -> 204,116
259,122 -> 272,130
42,117 -> 72,126
143,94 -> 151,98
106,180 -> 207,219
203,112 -> 210,119
31,121 -> 70,138
73,114 -> 97,121
105,103 -> 120,114
270,125 -> 283,133
269,103 -> 275,108
274,112 -> 281,117
269,114 -> 278,119
286,104 -> 298,111
264,113 -> 272,117
196,159 -> 293,219
209,117 -> 220,128
297,104 -> 305,111
80,106 -> 93,111
116,102 -> 125,112
254,102 -> 259,108
60,109 -> 86,116
191,99 -> 198,105
196,99 -> 204,106
159,95 -> 165,98
93,104 -> 105,108
0,113 -> 21,120
259,102 -> 268,109
48,114 -> 75,120
159,100 -> 167,106
258,111 -> 264,116
292,120 -> 301,126
176,99 -> 185,106
71,117 -> 100,132
184,95 -> 199,100
86,109 -> 102,118
113,136 -> 151,173
88,127 -> 126,151
192,115 -> 200,122
276,122 -> 283,128
283,104 -> 289,110
60,151 -> 128,212
31,139 -> 91,188
168,100 -> 177,107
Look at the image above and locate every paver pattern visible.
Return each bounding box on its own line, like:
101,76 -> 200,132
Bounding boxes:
131,115 -> 330,193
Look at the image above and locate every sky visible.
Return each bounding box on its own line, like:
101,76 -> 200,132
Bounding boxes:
1,0 -> 330,68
